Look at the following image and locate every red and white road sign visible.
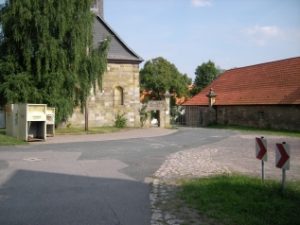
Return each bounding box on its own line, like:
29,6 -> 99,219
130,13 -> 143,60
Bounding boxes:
255,137 -> 267,161
276,143 -> 290,170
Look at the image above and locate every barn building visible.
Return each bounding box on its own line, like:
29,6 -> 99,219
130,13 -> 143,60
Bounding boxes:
183,57 -> 300,131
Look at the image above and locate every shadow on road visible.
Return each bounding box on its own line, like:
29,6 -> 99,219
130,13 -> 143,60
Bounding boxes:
0,170 -> 151,225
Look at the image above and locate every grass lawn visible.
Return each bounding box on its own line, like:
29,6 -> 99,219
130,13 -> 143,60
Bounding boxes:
0,127 -> 123,145
208,124 -> 300,138
55,126 -> 123,135
0,129 -> 27,146
179,175 -> 300,225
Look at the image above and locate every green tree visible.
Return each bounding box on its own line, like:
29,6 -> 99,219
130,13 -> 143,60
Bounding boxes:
0,0 -> 108,123
192,60 -> 221,96
140,57 -> 191,101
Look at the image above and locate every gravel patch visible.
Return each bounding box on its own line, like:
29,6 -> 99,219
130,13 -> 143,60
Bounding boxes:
150,147 -> 229,225
150,134 -> 300,225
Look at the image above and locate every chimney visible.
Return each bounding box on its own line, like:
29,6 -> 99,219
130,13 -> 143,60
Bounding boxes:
206,88 -> 217,107
91,0 -> 104,19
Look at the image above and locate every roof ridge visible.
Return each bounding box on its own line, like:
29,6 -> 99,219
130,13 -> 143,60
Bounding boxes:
95,16 -> 143,62
225,56 -> 300,73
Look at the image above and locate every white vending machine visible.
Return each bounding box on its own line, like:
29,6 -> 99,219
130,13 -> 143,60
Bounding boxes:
6,104 -> 47,141
46,107 -> 55,137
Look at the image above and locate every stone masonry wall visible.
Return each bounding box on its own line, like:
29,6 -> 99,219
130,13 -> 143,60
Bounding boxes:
183,105 -> 300,131
184,106 -> 216,127
216,105 -> 300,131
69,63 -> 141,127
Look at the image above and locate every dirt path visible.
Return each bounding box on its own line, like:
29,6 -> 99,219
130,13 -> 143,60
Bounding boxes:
33,128 -> 177,144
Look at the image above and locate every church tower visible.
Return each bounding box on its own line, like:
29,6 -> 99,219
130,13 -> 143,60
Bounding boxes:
70,0 -> 143,128
91,0 -> 104,18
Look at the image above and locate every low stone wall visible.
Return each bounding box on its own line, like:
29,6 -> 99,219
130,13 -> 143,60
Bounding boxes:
69,63 -> 141,128
183,105 -> 300,131
184,106 -> 216,127
216,105 -> 300,131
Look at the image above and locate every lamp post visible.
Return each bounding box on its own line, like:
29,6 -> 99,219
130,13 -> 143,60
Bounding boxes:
164,91 -> 172,128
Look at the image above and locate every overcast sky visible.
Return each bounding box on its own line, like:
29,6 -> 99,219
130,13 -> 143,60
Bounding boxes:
1,0 -> 300,80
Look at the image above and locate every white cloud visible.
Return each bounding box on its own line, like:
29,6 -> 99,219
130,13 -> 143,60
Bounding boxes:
245,25 -> 280,37
191,0 -> 212,7
243,25 -> 282,46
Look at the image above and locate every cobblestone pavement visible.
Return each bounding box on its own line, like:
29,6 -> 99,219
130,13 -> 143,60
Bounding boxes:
150,134 -> 300,225
150,148 -> 229,225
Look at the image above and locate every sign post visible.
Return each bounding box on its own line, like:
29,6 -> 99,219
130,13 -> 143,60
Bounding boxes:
276,142 -> 290,192
255,137 -> 267,182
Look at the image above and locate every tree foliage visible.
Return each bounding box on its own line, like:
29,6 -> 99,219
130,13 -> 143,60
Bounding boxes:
0,0 -> 108,123
192,60 -> 221,96
140,57 -> 191,101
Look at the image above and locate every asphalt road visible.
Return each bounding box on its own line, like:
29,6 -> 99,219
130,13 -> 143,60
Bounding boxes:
0,128 -> 234,225
0,128 -> 299,225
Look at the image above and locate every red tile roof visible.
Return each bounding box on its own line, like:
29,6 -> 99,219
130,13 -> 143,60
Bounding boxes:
183,57 -> 300,106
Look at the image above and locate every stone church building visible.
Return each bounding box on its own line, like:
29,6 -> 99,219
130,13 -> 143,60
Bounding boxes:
69,0 -> 143,127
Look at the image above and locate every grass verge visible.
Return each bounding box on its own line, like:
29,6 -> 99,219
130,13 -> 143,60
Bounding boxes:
0,126 -> 123,145
0,130 -> 27,146
179,174 -> 300,225
208,124 -> 300,138
55,126 -> 123,135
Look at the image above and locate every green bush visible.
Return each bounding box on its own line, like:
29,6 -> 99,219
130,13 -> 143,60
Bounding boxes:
114,113 -> 127,128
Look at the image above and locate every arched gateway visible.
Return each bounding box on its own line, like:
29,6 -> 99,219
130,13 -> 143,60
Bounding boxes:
144,92 -> 172,128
